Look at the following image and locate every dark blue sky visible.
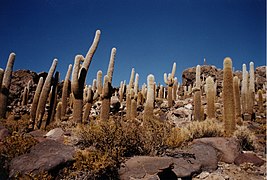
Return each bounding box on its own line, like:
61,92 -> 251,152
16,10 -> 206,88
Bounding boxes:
0,0 -> 265,86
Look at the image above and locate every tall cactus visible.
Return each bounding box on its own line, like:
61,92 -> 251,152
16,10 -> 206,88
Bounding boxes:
233,76 -> 242,123
206,76 -> 215,119
0,53 -> 15,119
35,59 -> 58,129
164,62 -> 176,107
257,89 -> 263,113
223,57 -> 235,136
241,64 -> 248,114
194,65 -> 202,121
71,30 -> 101,123
61,64 -> 72,118
0,69 -> 4,92
172,77 -> 178,101
143,74 -> 155,121
97,70 -> 103,96
83,85 -> 93,122
247,62 -> 255,115
107,48 -> 116,83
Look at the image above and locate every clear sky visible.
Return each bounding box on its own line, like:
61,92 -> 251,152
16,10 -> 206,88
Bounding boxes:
0,0 -> 266,86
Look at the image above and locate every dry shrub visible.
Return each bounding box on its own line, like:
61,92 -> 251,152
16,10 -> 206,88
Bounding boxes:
234,126 -> 256,151
166,119 -> 224,148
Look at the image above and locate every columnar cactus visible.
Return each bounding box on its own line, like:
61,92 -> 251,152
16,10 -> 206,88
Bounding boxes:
126,86 -> 131,119
143,74 -> 155,121
172,77 -> 178,101
35,59 -> 58,129
130,89 -> 137,119
194,65 -> 202,121
61,64 -> 72,118
71,30 -> 101,123
97,70 -> 103,96
223,57 -> 235,136
233,76 -> 242,123
0,53 -> 15,119
241,64 -> 248,114
29,77 -> 44,129
56,102 -> 62,122
159,85 -> 164,99
206,76 -> 215,119
247,62 -> 255,115
22,86 -> 28,106
83,85 -> 93,122
134,73 -> 139,96
107,48 -> 116,83
100,75 -> 112,121
0,69 -> 4,92
257,89 -> 263,113
45,71 -> 60,129
129,68 -> 135,89
164,62 -> 176,107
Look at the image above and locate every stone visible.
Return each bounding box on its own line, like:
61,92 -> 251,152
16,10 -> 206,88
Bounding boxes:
45,128 -> 64,142
29,129 -> 47,142
189,143 -> 218,171
119,155 -> 201,180
9,140 -> 75,177
234,153 -> 265,166
0,125 -> 10,141
193,137 -> 241,163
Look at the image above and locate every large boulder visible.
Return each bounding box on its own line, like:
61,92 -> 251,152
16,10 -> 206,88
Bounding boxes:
193,137 -> 241,163
9,140 -> 75,177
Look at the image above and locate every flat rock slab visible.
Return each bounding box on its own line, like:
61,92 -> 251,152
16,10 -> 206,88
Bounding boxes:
119,155 -> 201,180
193,137 -> 241,163
9,139 -> 75,177
234,153 -> 265,166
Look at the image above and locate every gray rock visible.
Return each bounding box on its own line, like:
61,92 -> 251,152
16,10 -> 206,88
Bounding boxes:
193,137 -> 241,163
45,128 -> 64,141
9,140 -> 75,177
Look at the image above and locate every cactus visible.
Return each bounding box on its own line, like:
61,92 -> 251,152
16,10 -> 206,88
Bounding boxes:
194,65 -> 202,121
0,68 -> 4,92
61,64 -> 72,118
164,62 -> 176,107
159,85 -> 164,99
92,79 -> 97,92
100,75 -> 112,120
107,48 -> 116,83
126,87 -> 131,119
257,89 -> 264,113
0,53 -> 15,119
45,71 -> 60,129
206,76 -> 215,119
223,57 -> 235,136
83,85 -> 93,122
22,86 -> 28,106
71,30 -> 101,123
233,76 -> 242,123
97,70 -> 103,96
172,77 -> 178,101
247,62 -> 255,115
134,73 -> 139,96
35,59 -> 58,129
129,68 -> 135,89
137,91 -> 143,106
55,102 -> 62,122
241,64 -> 248,114
29,77 -> 44,129
130,88 -> 137,119
119,81 -> 125,104
143,74 -> 155,121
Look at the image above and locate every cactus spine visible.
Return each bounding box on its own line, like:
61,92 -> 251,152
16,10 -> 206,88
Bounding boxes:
206,76 -> 215,119
144,74 -> 155,121
71,30 -> 101,123
223,58 -> 235,136
35,59 -> 58,129
164,62 -> 176,107
61,64 -> 72,118
0,53 -> 15,119
194,65 -> 202,121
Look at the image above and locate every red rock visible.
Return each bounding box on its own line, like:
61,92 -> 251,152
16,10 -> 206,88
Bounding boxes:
234,153 -> 265,166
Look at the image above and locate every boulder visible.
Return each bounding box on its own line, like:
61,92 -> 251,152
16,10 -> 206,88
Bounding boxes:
193,137 -> 241,163
119,155 -> 201,180
9,140 -> 75,177
45,128 -> 64,142
234,153 -> 265,166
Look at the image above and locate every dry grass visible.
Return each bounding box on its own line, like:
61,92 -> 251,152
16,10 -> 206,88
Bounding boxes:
166,118 -> 224,148
234,125 -> 257,151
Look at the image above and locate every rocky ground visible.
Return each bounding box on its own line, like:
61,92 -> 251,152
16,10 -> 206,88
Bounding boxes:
0,65 -> 266,179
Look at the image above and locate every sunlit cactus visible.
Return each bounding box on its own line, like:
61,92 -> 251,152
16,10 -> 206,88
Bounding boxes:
0,53 -> 15,119
144,74 -> 155,121
35,59 -> 57,129
241,64 -> 248,114
129,68 -> 135,89
172,77 -> 178,101
97,70 -> 103,96
247,61 -> 255,115
194,65 -> 202,121
233,76 -> 242,124
100,75 -> 112,121
206,76 -> 215,119
55,102 -> 62,122
29,77 -> 44,129
61,64 -> 72,118
257,89 -> 264,113
71,30 -> 101,123
83,85 -> 93,122
159,85 -> 164,99
164,62 -> 176,107
107,48 -> 116,83
134,73 -> 139,95
223,57 -> 235,136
